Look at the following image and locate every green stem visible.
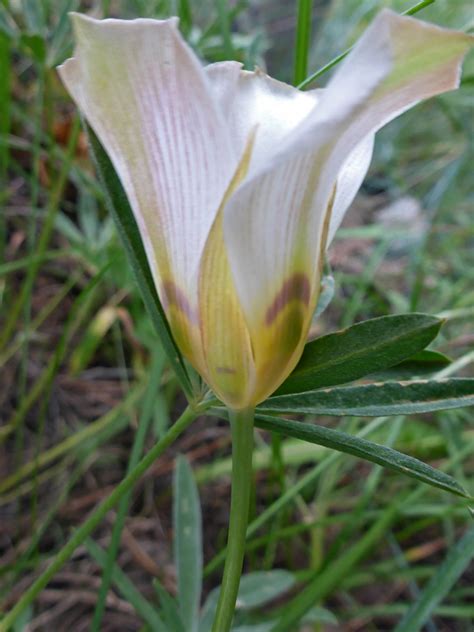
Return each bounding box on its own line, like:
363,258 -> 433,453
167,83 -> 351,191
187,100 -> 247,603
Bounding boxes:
211,408 -> 254,632
297,0 -> 435,90
294,0 -> 314,86
0,404 -> 201,632
216,0 -> 234,59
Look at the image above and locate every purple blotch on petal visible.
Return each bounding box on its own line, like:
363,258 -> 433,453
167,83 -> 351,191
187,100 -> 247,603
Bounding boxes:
216,366 -> 237,375
265,272 -> 311,326
161,280 -> 199,324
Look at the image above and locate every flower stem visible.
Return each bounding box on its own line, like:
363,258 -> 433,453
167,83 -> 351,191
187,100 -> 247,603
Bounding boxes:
0,404 -> 201,632
211,408 -> 254,632
294,0 -> 314,86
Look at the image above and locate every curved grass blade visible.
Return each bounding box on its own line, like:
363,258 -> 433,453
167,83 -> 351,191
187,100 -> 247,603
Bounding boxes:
153,580 -> 186,632
85,538 -> 165,630
393,525 -> 474,632
254,414 -> 469,498
276,314 -> 442,395
91,352 -> 164,631
264,379 -> 474,417
86,123 -> 194,399
298,0 -> 436,89
271,495 -> 405,631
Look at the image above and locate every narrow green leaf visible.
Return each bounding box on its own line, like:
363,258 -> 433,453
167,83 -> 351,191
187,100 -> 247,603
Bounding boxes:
153,579 -> 186,632
276,314 -> 442,395
11,606 -> 33,632
0,29 -> 11,259
85,539 -> 165,629
86,124 -> 194,399
271,498 -> 403,631
394,525 -> 474,632
20,0 -> 46,33
298,0 -> 436,89
173,455 -> 203,632
48,0 -> 78,67
216,0 -> 234,58
178,0 -> 192,35
19,32 -> 46,62
0,6 -> 18,39
254,414 -> 469,498
91,352 -> 164,631
293,0 -> 313,85
203,416 -> 394,578
370,349 -> 451,380
264,378 -> 474,417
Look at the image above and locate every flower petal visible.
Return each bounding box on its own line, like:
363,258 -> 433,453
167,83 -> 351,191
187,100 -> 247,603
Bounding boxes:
223,10 -> 472,403
329,134 -> 374,244
205,62 -> 320,174
197,132 -> 257,409
205,62 -> 374,244
58,14 -> 238,371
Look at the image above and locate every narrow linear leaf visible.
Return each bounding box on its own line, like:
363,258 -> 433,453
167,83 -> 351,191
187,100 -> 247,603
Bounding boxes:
276,314 -> 442,395
293,0 -> 313,85
86,123 -> 193,399
298,0 -> 436,89
91,352 -> 165,632
394,525 -> 474,632
0,6 -> 18,39
178,0 -> 193,34
173,455 -> 203,632
271,498 -> 403,631
153,580 -> 186,632
85,539 -> 165,630
254,414 -> 469,498
264,378 -> 474,417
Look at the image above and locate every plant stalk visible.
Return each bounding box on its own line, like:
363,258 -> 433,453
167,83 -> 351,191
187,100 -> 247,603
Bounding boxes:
211,408 -> 254,632
294,0 -> 314,86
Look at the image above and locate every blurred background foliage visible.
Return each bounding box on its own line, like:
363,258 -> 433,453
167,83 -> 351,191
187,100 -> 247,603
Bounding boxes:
0,1 -> 473,630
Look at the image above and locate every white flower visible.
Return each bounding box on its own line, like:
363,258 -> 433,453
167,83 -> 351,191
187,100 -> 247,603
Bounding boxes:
58,10 -> 472,408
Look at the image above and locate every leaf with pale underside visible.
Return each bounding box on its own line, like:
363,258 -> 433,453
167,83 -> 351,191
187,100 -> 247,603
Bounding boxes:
173,455 -> 202,632
261,378 -> 474,417
254,413 -> 469,498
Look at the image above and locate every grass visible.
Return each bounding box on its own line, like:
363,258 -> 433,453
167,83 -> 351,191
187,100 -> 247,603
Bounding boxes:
1,0 -> 473,631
